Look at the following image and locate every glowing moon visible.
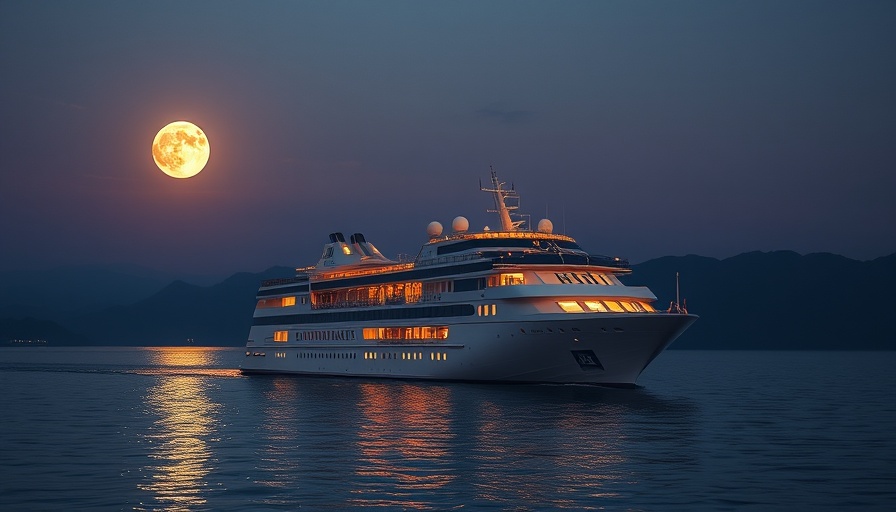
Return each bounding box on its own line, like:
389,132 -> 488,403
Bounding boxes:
152,121 -> 210,178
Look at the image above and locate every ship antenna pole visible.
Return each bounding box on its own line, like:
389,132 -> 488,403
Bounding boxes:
676,272 -> 680,312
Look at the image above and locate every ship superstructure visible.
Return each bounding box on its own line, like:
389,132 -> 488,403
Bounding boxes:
241,169 -> 696,385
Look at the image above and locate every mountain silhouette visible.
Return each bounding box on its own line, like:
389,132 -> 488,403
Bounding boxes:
625,251 -> 896,349
2,252 -> 894,349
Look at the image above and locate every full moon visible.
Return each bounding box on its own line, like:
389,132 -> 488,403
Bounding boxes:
152,121 -> 210,178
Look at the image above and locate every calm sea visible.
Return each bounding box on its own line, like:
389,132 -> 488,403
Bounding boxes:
0,347 -> 893,511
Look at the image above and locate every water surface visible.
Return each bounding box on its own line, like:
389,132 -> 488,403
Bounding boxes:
1,347 -> 893,510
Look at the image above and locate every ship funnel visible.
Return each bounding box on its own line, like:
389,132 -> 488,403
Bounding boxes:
351,232 -> 374,257
349,232 -> 393,262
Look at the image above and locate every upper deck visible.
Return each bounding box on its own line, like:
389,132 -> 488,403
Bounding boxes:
260,168 -> 630,290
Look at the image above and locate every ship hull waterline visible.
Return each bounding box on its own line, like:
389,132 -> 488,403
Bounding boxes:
240,313 -> 697,386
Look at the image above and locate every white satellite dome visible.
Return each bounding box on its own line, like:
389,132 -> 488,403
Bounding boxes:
452,216 -> 469,233
426,221 -> 443,237
537,218 -> 554,233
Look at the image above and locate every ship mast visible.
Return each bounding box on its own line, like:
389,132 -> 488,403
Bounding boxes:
481,166 -> 525,231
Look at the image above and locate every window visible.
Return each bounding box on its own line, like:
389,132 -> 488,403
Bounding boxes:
477,304 -> 498,316
602,275 -> 621,285
556,273 -> 574,284
488,273 -> 525,287
621,301 -> 638,312
584,300 -> 608,312
557,301 -> 584,312
273,330 -> 289,342
257,297 -> 298,309
362,326 -> 449,341
604,301 -> 625,312
454,277 -> 485,292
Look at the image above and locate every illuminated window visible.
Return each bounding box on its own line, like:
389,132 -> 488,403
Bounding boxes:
489,273 -> 525,286
620,301 -> 638,312
628,301 -> 646,312
640,302 -> 656,312
604,301 -> 625,312
274,331 -> 289,342
557,301 -> 584,312
477,304 -> 497,317
342,245 -> 352,255
362,326 -> 449,341
584,301 -> 609,312
502,273 -> 524,285
282,296 -> 296,307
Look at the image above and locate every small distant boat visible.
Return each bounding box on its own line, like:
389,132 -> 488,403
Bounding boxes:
241,168 -> 697,385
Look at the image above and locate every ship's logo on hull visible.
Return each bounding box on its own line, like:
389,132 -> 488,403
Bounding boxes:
571,350 -> 604,370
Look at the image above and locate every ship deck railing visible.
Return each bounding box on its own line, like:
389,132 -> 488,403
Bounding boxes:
415,252 -> 486,267
311,296 -> 411,310
261,276 -> 308,287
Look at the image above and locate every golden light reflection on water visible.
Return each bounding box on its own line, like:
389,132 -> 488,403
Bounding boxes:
136,347 -> 225,510
136,346 -> 241,378
255,378 -> 304,490
473,396 -> 630,508
351,382 -> 456,509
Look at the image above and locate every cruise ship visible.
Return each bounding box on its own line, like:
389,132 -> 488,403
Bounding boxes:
241,169 -> 697,385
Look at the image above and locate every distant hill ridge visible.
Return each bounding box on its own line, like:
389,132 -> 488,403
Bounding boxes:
625,251 -> 895,350
1,252 -> 893,349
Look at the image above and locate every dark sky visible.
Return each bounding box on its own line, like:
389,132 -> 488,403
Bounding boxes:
2,1 -> 894,278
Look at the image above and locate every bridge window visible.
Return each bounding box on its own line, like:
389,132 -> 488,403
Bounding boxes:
557,301 -> 584,313
584,301 -> 609,312
604,301 -> 625,313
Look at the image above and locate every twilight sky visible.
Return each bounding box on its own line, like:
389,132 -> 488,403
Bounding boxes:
2,1 -> 894,278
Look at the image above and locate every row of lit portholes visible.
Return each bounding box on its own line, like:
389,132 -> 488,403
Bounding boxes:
363,352 -> 448,361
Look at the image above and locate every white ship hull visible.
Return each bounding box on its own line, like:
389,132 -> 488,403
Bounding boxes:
241,313 -> 696,385
241,170 -> 698,386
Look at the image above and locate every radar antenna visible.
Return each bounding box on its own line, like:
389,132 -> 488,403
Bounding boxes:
481,166 -> 526,231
